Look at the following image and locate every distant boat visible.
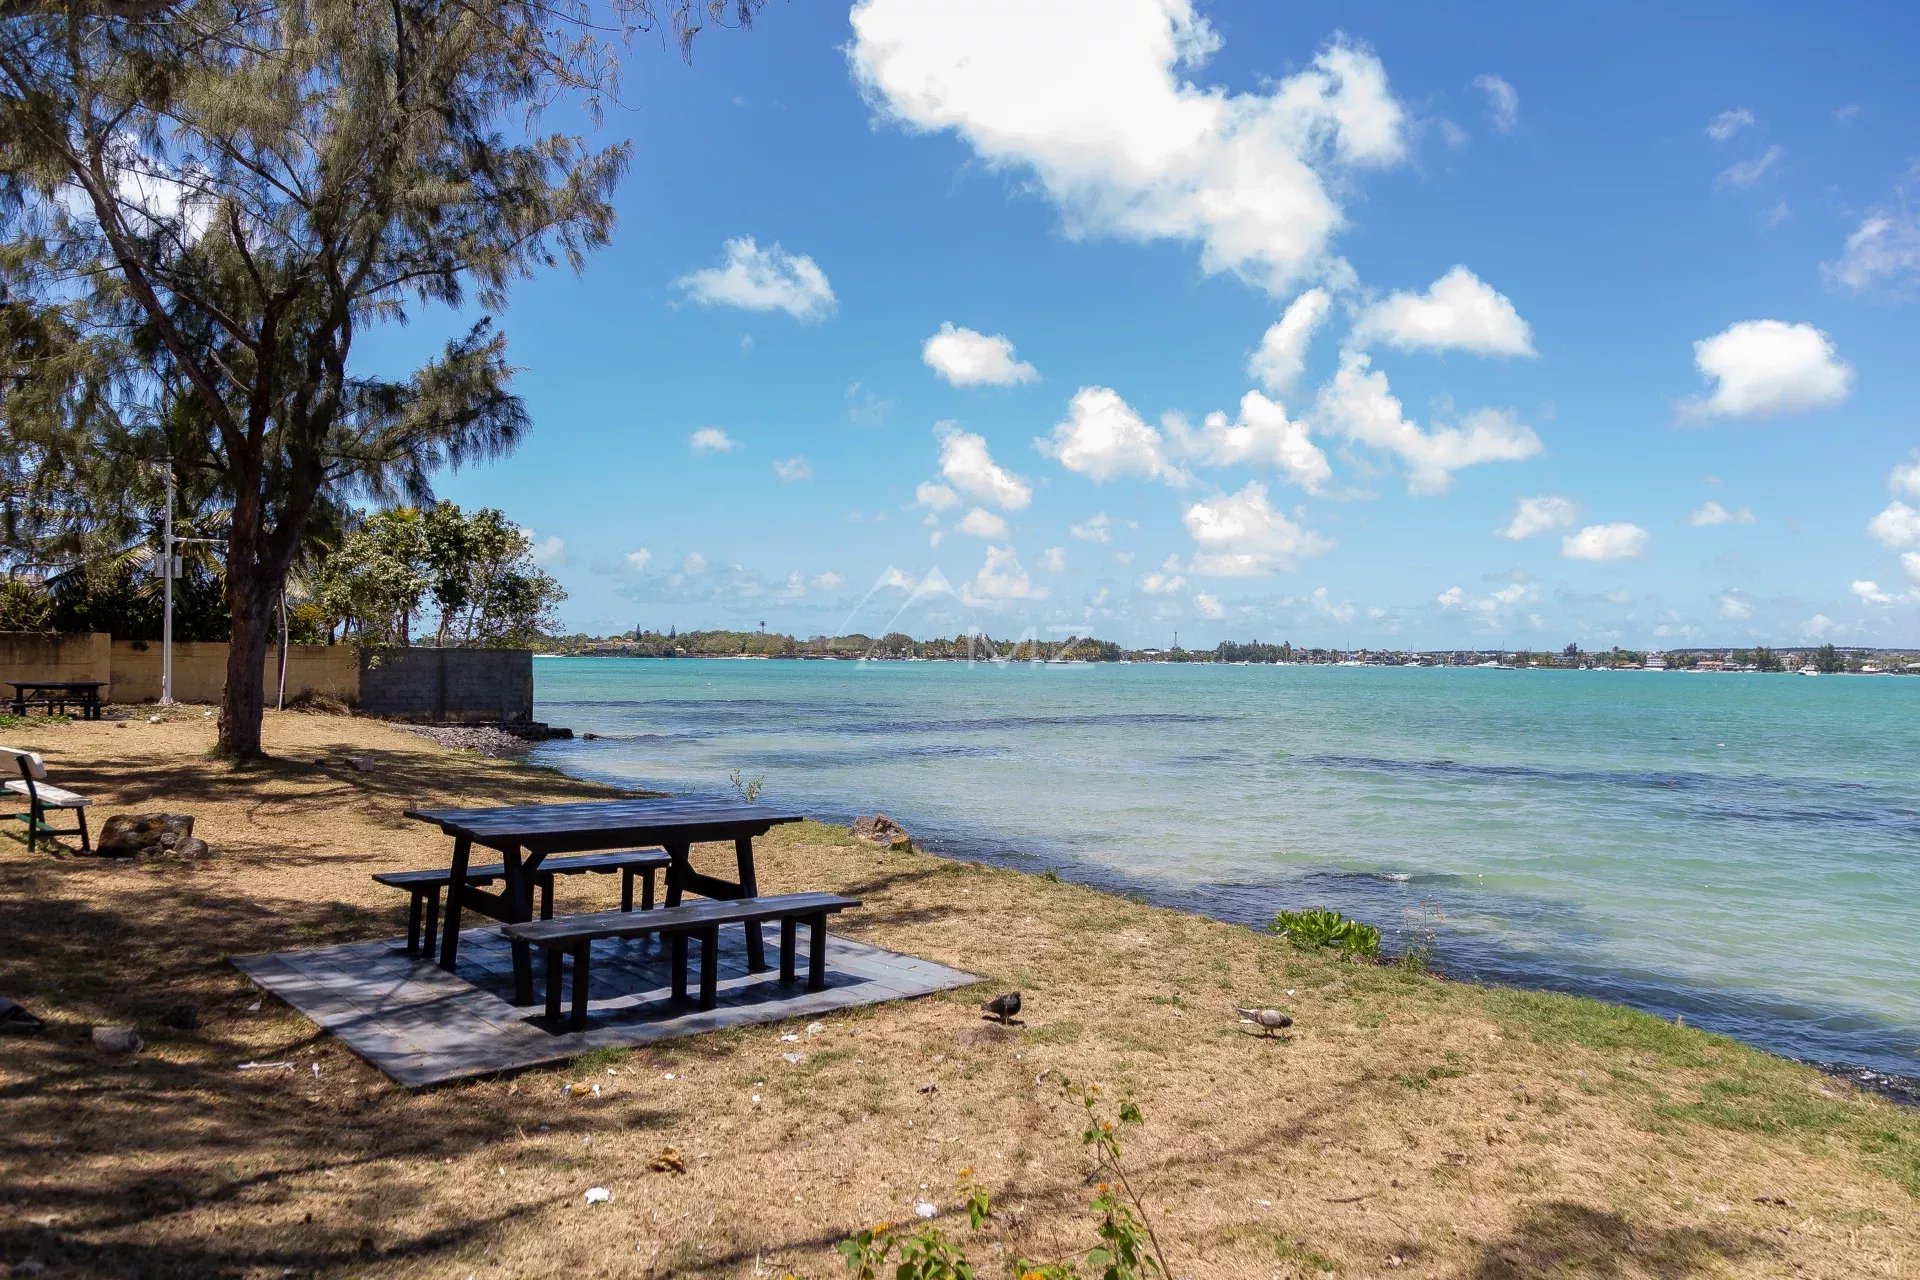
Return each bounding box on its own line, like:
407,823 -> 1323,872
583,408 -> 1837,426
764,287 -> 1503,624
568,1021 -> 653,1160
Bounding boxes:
1798,665 -> 1820,676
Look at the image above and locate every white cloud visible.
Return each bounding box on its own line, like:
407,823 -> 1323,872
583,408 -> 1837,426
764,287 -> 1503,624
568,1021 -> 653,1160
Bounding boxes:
957,507 -> 1010,539
681,552 -> 709,574
812,571 -> 845,591
1718,592 -> 1753,620
1193,591 -> 1224,618
1705,107 -> 1756,142
1069,513 -> 1114,543
1038,546 -> 1067,572
1825,211 -> 1920,295
1684,320 -> 1852,420
688,426 -> 738,455
623,548 -> 652,571
1852,580 -> 1902,606
915,481 -> 960,512
961,545 -> 1047,605
675,236 -> 835,320
938,425 -> 1033,509
1717,145 -> 1783,189
1037,386 -> 1185,484
848,3 -> 1407,295
1890,455 -> 1920,500
1688,500 -> 1755,527
1184,481 -> 1333,575
1166,391 -> 1331,493
1435,580 -> 1536,620
922,322 -> 1039,386
1834,104 -> 1862,124
1310,586 -> 1355,623
1906,553 -> 1920,586
1248,288 -> 1331,393
1471,74 -> 1518,133
1868,501 -> 1920,549
1499,496 -> 1579,540
773,456 -> 813,483
1561,522 -> 1649,562
1140,554 -> 1187,595
1351,266 -> 1535,357
1313,350 -> 1541,493
1805,613 -> 1837,639
1728,146 -> 1781,191
528,534 -> 567,567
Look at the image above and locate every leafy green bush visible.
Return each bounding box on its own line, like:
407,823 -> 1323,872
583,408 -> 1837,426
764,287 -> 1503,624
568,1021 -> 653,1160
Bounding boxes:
1270,908 -> 1381,958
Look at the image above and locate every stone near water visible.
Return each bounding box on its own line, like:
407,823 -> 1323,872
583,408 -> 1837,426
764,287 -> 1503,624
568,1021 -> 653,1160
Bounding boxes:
92,1025 -> 143,1055
850,814 -> 913,851
97,814 -> 204,860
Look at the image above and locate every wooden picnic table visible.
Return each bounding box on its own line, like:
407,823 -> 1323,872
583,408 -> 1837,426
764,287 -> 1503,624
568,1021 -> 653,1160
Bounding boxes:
6,680 -> 106,721
403,797 -> 805,1005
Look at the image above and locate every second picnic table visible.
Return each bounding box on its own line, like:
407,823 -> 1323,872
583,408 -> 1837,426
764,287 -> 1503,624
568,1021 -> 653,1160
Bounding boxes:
7,680 -> 107,721
403,797 -> 805,1005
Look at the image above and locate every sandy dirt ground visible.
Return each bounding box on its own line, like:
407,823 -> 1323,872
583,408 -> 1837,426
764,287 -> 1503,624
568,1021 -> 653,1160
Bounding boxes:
0,708 -> 1915,1279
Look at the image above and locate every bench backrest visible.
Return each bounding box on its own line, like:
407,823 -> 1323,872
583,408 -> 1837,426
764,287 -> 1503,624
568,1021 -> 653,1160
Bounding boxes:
0,748 -> 47,781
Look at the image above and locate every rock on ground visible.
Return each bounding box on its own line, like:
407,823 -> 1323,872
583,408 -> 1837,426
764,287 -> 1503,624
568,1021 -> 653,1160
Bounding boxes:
850,814 -> 914,851
91,1025 -> 143,1055
97,814 -> 207,860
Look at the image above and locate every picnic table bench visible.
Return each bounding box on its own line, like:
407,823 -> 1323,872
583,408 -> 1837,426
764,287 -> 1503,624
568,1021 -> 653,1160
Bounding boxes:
6,680 -> 106,721
505,891 -> 861,1030
373,848 -> 670,958
1,747 -> 91,853
404,798 -> 805,1005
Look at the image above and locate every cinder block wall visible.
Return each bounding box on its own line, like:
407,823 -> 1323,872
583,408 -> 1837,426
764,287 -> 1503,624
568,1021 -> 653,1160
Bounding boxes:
356,648 -> 534,723
0,632 -> 113,695
110,641 -> 360,704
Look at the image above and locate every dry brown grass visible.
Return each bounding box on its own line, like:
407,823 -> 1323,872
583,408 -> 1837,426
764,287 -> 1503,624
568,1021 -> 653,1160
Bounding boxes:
0,709 -> 1915,1279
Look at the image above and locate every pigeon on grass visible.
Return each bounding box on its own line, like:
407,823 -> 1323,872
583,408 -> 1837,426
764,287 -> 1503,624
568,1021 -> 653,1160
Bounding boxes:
1234,1007 -> 1293,1037
981,991 -> 1022,1025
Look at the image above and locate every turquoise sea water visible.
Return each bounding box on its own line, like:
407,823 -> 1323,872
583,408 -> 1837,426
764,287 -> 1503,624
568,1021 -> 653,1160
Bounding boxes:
530,657 -> 1920,1075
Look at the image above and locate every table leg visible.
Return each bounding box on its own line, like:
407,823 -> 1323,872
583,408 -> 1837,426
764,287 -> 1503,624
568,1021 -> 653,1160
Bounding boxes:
502,845 -> 535,1006
664,840 -> 688,907
545,948 -> 563,1025
779,917 -> 798,985
735,836 -> 766,972
699,924 -> 719,1010
670,933 -> 689,1004
808,913 -> 828,991
437,836 -> 471,971
569,941 -> 592,1031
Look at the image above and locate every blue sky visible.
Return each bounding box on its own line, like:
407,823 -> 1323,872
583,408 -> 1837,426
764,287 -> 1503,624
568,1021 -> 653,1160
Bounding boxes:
381,1 -> 1920,648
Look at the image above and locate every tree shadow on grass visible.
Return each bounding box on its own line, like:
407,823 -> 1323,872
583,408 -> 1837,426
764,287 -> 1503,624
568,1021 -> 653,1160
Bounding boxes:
1468,1201 -> 1765,1279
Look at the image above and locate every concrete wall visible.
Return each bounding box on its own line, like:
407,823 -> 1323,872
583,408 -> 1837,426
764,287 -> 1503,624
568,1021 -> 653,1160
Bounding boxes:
357,647 -> 534,723
0,632 -> 530,721
0,632 -> 114,696
110,641 -> 360,705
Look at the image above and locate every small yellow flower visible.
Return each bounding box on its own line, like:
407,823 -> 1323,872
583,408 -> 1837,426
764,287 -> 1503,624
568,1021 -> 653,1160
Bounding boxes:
1022,1272 -> 1049,1280
957,1166 -> 975,1179
1096,1181 -> 1112,1194
870,1220 -> 893,1235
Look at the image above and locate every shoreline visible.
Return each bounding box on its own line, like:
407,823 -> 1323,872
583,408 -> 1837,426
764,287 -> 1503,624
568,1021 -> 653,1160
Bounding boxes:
5,707 -> 1918,1276
531,732 -> 1920,1105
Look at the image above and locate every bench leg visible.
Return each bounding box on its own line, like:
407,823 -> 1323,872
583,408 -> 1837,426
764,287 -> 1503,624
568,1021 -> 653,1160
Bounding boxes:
670,933 -> 691,1005
641,867 -> 656,910
406,891 -> 425,954
545,946 -> 564,1025
699,924 -> 719,1011
621,868 -> 634,912
538,875 -> 554,921
779,918 -> 798,985
570,941 -> 592,1031
26,801 -> 37,854
808,913 -> 829,992
74,807 -> 89,854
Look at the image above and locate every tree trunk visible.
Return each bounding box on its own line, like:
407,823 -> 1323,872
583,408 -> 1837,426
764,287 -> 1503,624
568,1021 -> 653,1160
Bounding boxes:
217,568 -> 274,758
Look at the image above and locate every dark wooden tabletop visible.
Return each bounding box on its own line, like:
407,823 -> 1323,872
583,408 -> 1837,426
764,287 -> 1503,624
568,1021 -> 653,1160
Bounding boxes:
404,797 -> 805,848
7,680 -> 106,691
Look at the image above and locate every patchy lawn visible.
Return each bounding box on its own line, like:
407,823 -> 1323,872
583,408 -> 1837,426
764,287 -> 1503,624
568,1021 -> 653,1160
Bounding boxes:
0,709 -> 1914,1278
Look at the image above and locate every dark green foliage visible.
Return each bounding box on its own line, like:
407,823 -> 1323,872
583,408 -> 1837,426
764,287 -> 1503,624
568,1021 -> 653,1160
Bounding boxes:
1270,908 -> 1381,957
